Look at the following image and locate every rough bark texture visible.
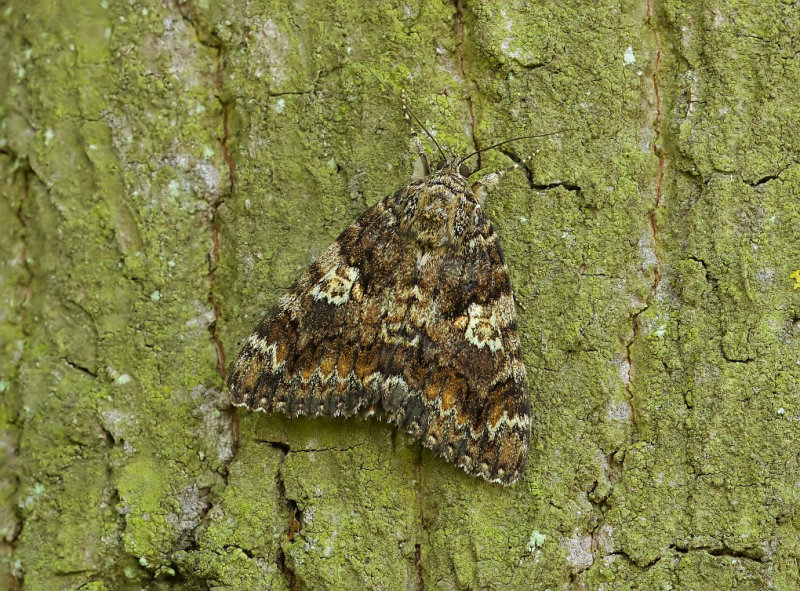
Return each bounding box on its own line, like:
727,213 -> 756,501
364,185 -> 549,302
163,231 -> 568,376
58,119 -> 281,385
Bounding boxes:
1,1 -> 799,589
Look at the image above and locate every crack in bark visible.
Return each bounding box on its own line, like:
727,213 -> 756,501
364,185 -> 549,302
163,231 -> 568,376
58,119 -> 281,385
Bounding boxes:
413,445 -> 426,590
584,4 -> 667,566
276,548 -> 298,591
645,0 -> 664,296
531,181 -> 582,193
2,162 -> 37,591
625,312 -> 642,447
413,543 -> 425,590
670,543 -> 766,563
63,357 -> 98,379
451,0 -> 481,166
270,442 -> 300,591
255,439 -> 364,455
179,5 -> 233,383
721,350 -> 756,364
208,42 -> 233,383
749,173 -> 779,187
745,159 -> 797,187
500,148 -> 583,193
583,305 -> 647,565
14,164 -> 35,307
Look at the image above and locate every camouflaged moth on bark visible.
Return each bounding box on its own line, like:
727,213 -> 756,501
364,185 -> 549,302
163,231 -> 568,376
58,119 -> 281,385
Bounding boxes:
228,104 -> 533,485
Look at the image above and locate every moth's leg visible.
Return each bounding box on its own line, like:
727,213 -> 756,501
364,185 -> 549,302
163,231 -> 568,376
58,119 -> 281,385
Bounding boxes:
401,89 -> 430,179
471,151 -> 538,202
410,136 -> 429,180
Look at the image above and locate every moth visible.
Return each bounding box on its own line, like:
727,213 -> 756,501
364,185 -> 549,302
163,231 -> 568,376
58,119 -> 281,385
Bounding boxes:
228,97 -> 537,485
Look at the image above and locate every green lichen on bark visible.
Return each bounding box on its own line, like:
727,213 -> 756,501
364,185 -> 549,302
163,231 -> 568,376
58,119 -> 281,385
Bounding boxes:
1,0 -> 799,589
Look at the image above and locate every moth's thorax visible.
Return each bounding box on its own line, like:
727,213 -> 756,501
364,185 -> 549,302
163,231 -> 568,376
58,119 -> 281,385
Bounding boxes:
401,167 -> 482,248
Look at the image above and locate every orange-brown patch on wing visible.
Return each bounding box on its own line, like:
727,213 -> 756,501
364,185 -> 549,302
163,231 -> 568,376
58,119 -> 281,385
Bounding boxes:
333,347 -> 355,397
266,320 -> 281,342
266,319 -> 294,367
440,374 -> 466,413
486,380 -> 509,429
319,348 -> 336,381
403,360 -> 427,388
424,370 -> 448,405
295,346 -> 317,383
429,370 -> 470,425
452,315 -> 468,331
336,344 -> 356,377
355,346 -> 379,381
350,281 -> 363,302
497,431 -> 522,473
236,361 -> 261,399
424,380 -> 442,402
359,299 -> 382,333
271,337 -> 287,366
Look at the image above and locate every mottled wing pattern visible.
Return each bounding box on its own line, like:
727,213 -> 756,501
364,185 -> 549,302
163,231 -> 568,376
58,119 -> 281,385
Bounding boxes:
228,190 -> 408,419
228,175 -> 530,485
374,209 -> 530,484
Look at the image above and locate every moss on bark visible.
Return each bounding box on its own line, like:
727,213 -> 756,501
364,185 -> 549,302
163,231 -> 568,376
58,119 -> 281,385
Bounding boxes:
1,0 -> 799,589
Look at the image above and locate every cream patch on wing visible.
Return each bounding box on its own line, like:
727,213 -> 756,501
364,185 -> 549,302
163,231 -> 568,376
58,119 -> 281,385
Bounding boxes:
464,302 -> 504,352
311,264 -> 361,305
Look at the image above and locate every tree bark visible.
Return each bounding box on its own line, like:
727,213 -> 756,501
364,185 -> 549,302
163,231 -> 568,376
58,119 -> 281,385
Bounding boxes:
2,0 -> 799,589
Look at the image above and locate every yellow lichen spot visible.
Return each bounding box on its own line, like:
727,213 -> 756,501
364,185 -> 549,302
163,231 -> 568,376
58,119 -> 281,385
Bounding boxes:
791,269 -> 800,289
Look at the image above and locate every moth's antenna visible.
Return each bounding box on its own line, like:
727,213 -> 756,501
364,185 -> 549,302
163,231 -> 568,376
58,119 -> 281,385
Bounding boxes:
458,130 -> 573,167
400,90 -> 448,162
366,68 -> 448,162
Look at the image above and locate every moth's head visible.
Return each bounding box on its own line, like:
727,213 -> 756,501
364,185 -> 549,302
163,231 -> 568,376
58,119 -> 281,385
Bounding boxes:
434,156 -> 472,180
405,157 -> 483,248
